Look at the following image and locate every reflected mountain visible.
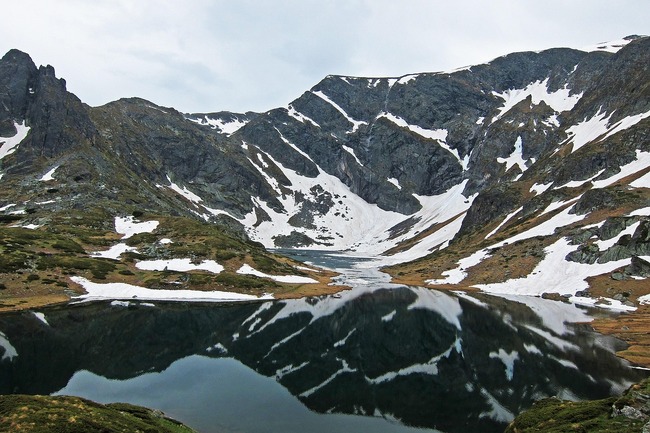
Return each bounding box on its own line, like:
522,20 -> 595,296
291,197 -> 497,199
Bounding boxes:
0,287 -> 645,433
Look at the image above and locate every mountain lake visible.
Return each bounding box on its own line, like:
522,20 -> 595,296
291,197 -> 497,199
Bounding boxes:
0,250 -> 647,433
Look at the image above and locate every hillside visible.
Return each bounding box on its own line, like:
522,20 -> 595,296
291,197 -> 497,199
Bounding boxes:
0,36 -> 648,319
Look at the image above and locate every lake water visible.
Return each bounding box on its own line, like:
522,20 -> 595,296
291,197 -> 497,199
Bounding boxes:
0,250 -> 646,433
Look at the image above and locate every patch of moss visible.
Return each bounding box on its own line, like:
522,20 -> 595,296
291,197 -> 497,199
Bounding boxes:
0,394 -> 197,433
505,379 -> 650,433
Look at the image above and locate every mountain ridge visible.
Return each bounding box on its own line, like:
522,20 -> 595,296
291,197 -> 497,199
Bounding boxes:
0,36 -> 649,316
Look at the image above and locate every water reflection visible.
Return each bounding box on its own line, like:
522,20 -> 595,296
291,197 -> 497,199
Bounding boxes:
0,284 -> 645,433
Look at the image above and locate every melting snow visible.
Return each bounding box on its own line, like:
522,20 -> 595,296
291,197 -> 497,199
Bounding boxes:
236,264 -> 317,284
166,176 -> 202,204
580,38 -> 635,53
497,137 -> 527,173
312,90 -> 367,132
593,151 -> 650,189
387,177 -> 402,190
70,276 -> 272,302
91,243 -> 138,260
595,222 -> 640,251
40,165 -> 60,182
378,112 -> 464,167
186,115 -> 248,136
0,121 -> 30,161
342,145 -> 363,166
136,258 -> 224,274
286,105 -> 320,127
565,109 -> 613,153
475,237 -> 631,297
530,182 -> 553,195
485,207 -> 523,239
114,216 -> 159,239
491,79 -> 582,123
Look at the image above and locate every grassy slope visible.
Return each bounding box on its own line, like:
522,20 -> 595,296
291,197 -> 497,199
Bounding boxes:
0,394 -> 196,433
505,379 -> 650,433
0,210 -> 339,312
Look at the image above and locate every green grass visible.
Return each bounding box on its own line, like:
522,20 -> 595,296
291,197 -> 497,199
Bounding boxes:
0,394 -> 197,433
505,379 -> 650,433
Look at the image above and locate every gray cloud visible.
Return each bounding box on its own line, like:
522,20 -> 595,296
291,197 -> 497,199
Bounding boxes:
0,0 -> 648,113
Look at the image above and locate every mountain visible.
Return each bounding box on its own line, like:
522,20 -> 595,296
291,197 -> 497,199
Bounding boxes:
0,36 -> 649,308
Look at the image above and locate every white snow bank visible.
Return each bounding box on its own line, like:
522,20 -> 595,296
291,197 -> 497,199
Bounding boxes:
491,79 -> 582,123
580,38 -> 634,53
40,165 -> 59,182
565,109 -> 612,153
0,121 -> 30,161
593,150 -> 650,189
565,109 -> 650,154
70,276 -> 271,302
186,115 -> 248,135
91,243 -> 138,260
236,264 -> 317,284
475,237 -> 631,297
114,216 -> 159,239
136,258 -> 224,274
497,136 -> 528,173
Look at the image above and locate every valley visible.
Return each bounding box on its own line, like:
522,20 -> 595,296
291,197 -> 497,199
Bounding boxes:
0,34 -> 649,432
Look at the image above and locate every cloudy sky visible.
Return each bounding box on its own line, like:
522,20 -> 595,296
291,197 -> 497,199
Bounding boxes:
1,0 -> 648,113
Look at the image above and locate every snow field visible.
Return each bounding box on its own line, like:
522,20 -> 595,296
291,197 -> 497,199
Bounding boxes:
0,121 -> 30,161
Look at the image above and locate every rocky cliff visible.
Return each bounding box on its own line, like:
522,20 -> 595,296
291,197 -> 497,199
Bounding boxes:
0,36 -> 649,305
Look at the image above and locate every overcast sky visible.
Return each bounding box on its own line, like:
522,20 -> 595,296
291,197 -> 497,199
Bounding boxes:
1,0 -> 648,113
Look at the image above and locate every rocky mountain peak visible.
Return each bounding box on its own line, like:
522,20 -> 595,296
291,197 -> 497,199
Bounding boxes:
0,37 -> 649,307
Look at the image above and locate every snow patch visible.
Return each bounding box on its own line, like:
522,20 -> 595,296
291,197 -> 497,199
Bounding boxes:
70,276 -> 271,302
91,243 -> 138,260
114,216 -> 159,239
565,109 -> 612,153
136,258 -> 224,274
530,182 -> 553,195
491,79 -> 582,123
387,177 -> 402,190
40,165 -> 59,182
342,145 -> 363,166
186,115 -> 248,136
0,121 -> 30,161
580,38 -> 635,53
236,264 -> 317,284
286,105 -> 320,127
497,136 -> 528,173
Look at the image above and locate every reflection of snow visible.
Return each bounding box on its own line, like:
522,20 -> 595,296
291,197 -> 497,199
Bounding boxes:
0,331 -> 18,361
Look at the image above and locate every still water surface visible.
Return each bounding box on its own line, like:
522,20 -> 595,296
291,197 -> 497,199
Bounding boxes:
0,250 -> 646,433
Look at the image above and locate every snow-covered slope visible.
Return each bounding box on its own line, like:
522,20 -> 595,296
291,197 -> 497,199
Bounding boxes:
0,36 -> 649,305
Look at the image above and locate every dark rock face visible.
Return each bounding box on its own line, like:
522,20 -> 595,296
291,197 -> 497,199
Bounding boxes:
0,37 -> 649,251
